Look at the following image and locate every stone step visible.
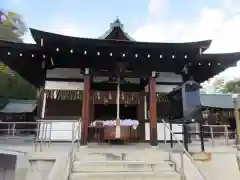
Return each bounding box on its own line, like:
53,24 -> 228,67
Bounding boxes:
70,171 -> 180,180
75,148 -> 168,162
72,160 -> 175,172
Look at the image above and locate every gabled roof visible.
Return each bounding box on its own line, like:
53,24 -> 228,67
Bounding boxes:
1,19 -> 240,86
169,80 -> 201,93
30,28 -> 211,50
99,18 -> 135,41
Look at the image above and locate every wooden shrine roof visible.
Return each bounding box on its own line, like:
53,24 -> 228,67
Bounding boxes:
30,28 -> 211,52
0,18 -> 240,87
183,52 -> 240,82
0,37 -> 239,87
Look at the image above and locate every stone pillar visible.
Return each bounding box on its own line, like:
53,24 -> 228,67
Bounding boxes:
149,73 -> 157,146
80,74 -> 90,145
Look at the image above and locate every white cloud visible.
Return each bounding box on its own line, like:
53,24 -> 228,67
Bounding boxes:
221,0 -> 240,13
39,17 -> 84,37
134,6 -> 240,53
148,0 -> 169,17
23,16 -> 96,43
133,1 -> 240,93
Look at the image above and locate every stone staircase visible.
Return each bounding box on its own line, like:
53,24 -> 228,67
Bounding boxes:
69,147 -> 181,180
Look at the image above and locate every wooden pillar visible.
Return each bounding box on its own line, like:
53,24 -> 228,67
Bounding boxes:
137,91 -> 146,141
89,91 -> 95,142
149,76 -> 157,146
80,75 -> 91,145
90,91 -> 95,123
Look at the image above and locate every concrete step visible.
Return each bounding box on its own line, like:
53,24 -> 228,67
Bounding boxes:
70,171 -> 180,180
72,160 -> 175,172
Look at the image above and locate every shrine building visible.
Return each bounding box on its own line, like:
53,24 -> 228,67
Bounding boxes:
1,18 -> 240,146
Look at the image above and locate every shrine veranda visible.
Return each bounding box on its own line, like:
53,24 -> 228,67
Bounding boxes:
1,18 -> 240,146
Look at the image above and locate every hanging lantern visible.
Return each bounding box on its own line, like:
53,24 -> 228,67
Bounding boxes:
121,92 -> 125,100
53,90 -> 57,99
104,98 -> 108,105
202,110 -> 209,119
97,91 -> 100,100
108,92 -> 112,100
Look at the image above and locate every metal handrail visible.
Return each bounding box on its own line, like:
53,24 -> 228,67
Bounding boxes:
237,147 -> 240,171
0,121 -> 81,152
161,119 -> 208,180
66,146 -> 75,180
67,120 -> 81,179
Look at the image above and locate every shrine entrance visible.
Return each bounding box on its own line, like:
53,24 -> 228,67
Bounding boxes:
88,87 -> 145,144
94,104 -> 137,120
89,103 -> 139,143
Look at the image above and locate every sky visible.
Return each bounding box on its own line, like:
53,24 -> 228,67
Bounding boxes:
2,0 -> 240,92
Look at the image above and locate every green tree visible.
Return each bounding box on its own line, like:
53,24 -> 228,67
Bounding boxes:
212,78 -> 226,93
201,78 -> 226,94
0,11 -> 27,42
0,69 -> 36,99
220,80 -> 240,93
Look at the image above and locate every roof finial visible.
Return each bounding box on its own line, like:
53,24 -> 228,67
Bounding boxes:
111,16 -> 123,29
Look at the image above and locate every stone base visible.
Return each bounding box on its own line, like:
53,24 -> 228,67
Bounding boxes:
236,135 -> 240,150
189,152 -> 212,162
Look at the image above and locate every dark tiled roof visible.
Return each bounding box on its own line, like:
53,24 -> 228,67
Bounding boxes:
0,99 -> 37,113
200,93 -> 240,109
